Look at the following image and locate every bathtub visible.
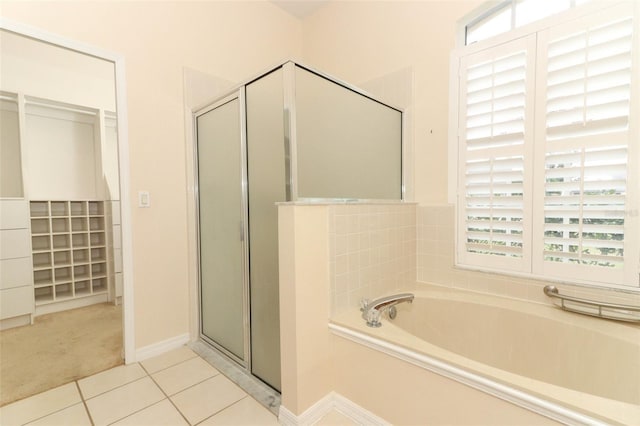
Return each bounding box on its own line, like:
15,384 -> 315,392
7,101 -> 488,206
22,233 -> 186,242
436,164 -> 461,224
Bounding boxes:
329,285 -> 640,425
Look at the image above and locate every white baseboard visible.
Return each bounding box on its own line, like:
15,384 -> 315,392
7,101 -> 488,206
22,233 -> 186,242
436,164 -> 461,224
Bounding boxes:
0,313 -> 31,331
134,333 -> 190,362
279,392 -> 389,426
34,293 -> 108,316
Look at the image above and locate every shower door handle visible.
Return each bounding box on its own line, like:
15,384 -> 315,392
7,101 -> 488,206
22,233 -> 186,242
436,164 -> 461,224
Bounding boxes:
239,221 -> 244,242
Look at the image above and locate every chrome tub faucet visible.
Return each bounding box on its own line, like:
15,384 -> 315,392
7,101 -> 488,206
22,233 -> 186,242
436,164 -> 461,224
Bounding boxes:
360,293 -> 414,327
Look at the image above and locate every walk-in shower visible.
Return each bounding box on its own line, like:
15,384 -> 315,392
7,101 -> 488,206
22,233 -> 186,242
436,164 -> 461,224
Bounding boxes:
194,61 -> 403,391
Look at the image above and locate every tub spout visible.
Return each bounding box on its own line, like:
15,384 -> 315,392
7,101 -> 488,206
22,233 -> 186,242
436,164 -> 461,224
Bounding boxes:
361,293 -> 414,327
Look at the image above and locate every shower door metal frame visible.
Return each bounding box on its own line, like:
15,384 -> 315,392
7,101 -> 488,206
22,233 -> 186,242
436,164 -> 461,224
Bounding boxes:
193,89 -> 251,370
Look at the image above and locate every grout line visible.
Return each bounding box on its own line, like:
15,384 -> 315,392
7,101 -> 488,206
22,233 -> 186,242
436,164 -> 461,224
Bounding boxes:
104,399 -> 166,426
99,373 -> 168,426
194,395 -> 249,426
81,364 -> 147,401
142,365 -> 192,425
141,360 -> 221,397
76,381 -> 95,426
139,351 -> 199,376
10,385 -> 84,426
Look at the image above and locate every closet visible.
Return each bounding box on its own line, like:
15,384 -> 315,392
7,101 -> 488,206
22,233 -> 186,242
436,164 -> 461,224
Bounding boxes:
0,92 -> 121,328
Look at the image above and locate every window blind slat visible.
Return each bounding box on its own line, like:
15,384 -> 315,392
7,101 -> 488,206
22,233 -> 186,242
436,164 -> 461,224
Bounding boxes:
546,116 -> 629,139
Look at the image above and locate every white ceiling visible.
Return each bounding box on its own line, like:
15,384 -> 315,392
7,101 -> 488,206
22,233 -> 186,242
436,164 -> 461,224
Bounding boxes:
270,0 -> 330,19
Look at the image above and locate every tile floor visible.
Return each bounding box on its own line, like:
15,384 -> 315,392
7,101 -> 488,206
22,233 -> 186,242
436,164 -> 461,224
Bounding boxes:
0,346 -> 280,426
0,345 -> 358,426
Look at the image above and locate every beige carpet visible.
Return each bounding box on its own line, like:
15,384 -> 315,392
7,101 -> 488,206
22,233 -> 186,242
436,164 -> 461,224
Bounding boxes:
0,302 -> 123,406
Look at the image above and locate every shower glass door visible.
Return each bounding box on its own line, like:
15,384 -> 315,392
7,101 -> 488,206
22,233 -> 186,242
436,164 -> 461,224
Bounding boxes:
196,93 -> 248,364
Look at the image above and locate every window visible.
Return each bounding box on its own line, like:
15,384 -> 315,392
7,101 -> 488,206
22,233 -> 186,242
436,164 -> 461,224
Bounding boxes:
466,0 -> 592,45
453,1 -> 639,288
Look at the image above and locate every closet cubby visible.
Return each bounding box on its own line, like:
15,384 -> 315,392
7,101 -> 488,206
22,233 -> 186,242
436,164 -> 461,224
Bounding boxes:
53,250 -> 72,266
55,283 -> 73,299
33,269 -> 53,286
35,286 -> 53,303
70,202 -> 86,216
91,248 -> 106,262
30,202 -> 49,217
50,202 -> 68,217
71,217 -> 88,232
51,218 -> 70,233
29,201 -> 109,306
30,218 -> 50,235
74,280 -> 91,296
74,264 -> 90,280
88,202 -> 104,216
90,232 -> 106,247
54,266 -> 72,283
91,262 -> 107,277
92,278 -> 107,293
32,252 -> 52,269
52,234 -> 70,250
73,249 -> 90,264
32,235 -> 51,251
89,217 -> 104,231
72,233 -> 89,248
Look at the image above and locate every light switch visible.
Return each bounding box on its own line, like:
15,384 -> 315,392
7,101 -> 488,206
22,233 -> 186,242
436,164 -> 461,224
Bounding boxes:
138,191 -> 150,208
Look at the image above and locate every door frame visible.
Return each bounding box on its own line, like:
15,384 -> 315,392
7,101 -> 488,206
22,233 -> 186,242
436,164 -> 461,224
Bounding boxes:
0,18 -> 135,363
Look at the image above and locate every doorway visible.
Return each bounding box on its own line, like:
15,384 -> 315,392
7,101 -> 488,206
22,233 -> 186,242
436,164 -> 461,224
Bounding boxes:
0,20 -> 134,404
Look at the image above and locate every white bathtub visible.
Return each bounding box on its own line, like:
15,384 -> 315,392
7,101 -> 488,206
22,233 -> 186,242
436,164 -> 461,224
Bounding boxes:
330,285 -> 640,425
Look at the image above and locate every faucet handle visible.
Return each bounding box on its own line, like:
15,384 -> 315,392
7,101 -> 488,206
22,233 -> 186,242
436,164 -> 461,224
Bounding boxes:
360,298 -> 370,312
365,308 -> 382,328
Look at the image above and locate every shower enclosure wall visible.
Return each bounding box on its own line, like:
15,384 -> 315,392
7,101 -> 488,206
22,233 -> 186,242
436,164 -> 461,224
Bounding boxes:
194,61 -> 403,391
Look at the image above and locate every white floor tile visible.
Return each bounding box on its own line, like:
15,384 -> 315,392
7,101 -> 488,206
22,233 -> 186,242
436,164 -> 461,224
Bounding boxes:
170,375 -> 247,425
111,399 -> 188,426
78,363 -> 147,399
0,382 -> 81,426
200,396 -> 278,425
140,346 -> 198,374
151,356 -> 219,396
85,377 -> 165,426
25,403 -> 91,426
315,410 -> 359,426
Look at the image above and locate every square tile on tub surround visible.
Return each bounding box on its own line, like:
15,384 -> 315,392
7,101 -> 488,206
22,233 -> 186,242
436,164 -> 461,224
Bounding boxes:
329,203 -> 417,316
416,204 -> 640,307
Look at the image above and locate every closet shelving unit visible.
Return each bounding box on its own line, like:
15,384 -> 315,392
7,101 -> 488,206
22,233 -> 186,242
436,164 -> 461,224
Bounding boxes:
30,200 -> 108,306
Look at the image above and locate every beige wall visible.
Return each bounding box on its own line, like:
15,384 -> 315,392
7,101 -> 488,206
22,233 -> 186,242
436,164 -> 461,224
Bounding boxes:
278,204 -> 333,413
0,1 -> 303,349
302,0 -> 482,204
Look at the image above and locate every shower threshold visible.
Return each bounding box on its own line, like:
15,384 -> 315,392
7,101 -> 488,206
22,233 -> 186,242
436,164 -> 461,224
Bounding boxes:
189,340 -> 280,415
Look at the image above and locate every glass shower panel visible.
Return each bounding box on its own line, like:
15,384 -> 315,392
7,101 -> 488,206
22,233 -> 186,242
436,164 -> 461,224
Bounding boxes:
295,66 -> 403,200
246,69 -> 285,391
196,97 -> 245,361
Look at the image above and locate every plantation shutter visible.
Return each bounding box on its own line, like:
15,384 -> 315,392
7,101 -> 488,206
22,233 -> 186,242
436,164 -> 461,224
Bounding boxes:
457,36 -> 535,271
535,3 -> 638,286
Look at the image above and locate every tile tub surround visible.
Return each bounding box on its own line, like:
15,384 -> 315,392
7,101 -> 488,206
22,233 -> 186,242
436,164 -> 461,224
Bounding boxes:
416,204 -> 640,308
328,203 -> 417,316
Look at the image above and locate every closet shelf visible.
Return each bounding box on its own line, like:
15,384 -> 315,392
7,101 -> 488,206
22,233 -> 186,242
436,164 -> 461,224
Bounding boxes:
30,201 -> 110,307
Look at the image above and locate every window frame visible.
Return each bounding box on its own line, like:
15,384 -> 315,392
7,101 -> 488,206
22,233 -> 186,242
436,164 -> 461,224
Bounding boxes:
449,0 -> 640,291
